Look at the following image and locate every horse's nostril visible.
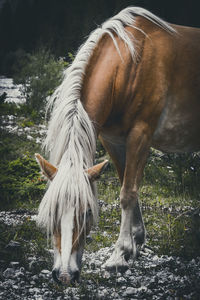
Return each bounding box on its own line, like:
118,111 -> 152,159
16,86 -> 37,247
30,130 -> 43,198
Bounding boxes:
59,272 -> 71,285
71,270 -> 80,283
52,269 -> 61,285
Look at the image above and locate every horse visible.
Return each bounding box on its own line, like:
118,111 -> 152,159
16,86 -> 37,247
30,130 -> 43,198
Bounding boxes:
35,7 -> 200,285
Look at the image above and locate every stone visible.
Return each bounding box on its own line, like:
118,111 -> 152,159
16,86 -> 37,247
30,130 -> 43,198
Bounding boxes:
123,287 -> 138,296
3,268 -> 15,279
20,267 -> 25,272
117,276 -> 127,283
10,262 -> 20,269
138,285 -> 148,292
31,275 -> 39,284
28,288 -> 34,294
125,269 -> 132,276
29,260 -> 39,272
13,285 -> 18,290
40,269 -> 50,275
15,271 -> 25,279
5,241 -> 21,250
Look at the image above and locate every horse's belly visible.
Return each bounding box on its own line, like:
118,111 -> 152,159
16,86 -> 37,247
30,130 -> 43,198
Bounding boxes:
152,105 -> 200,153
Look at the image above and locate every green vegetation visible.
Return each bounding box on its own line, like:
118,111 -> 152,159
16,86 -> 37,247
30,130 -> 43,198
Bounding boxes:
13,48 -> 67,118
89,150 -> 200,259
0,130 -> 46,209
0,219 -> 51,273
0,48 -> 68,204
1,107 -> 200,261
141,150 -> 200,258
0,50 -> 200,270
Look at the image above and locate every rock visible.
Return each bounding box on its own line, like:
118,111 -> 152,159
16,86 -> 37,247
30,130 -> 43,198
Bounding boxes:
2,278 -> 15,287
123,287 -> 138,296
28,288 -> 34,294
125,269 -> 132,276
27,256 -> 36,262
13,285 -> 18,290
3,268 -> 15,279
20,267 -> 25,272
138,285 -> 148,292
10,262 -> 20,269
29,260 -> 40,272
5,241 -> 21,250
31,275 -> 39,281
40,269 -> 51,278
117,276 -> 127,283
14,271 -> 25,280
40,269 -> 50,275
103,271 -> 111,279
111,291 -> 119,298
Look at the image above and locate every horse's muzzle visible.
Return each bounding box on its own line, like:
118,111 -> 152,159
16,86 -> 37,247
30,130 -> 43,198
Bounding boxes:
52,269 -> 80,285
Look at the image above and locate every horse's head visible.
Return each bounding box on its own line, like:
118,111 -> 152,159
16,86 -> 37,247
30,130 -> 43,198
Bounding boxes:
35,153 -> 108,285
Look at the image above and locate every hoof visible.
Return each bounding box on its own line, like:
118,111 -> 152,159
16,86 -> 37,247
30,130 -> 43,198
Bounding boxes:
103,256 -> 129,272
135,231 -> 146,246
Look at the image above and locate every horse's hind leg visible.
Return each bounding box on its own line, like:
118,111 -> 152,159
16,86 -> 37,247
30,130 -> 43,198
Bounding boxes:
103,123 -> 151,271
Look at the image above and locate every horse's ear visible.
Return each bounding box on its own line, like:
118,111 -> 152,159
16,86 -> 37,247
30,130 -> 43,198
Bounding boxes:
35,153 -> 58,180
87,160 -> 109,181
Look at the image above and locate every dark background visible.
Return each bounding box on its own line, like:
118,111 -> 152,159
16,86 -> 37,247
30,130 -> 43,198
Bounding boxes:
0,0 -> 199,73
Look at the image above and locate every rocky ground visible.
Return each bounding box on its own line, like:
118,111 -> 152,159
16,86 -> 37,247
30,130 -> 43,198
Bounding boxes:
0,210 -> 200,300
1,77 -> 200,299
0,76 -> 25,104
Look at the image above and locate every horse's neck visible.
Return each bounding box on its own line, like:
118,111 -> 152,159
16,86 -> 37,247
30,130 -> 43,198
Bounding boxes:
80,50 -> 115,130
80,26 -> 146,133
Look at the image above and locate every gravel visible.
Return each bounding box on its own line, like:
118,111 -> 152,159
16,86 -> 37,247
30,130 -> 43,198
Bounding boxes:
0,76 -> 25,104
0,210 -> 36,226
1,77 -> 200,298
0,208 -> 200,299
0,241 -> 200,299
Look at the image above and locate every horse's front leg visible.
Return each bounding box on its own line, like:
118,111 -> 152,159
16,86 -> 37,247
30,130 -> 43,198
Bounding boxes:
104,122 -> 152,271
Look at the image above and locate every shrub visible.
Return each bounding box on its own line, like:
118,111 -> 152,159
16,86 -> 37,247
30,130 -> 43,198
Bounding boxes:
0,152 -> 46,209
13,48 -> 67,116
144,149 -> 200,197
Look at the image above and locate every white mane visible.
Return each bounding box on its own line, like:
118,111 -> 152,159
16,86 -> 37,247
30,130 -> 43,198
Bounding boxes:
37,7 -> 175,234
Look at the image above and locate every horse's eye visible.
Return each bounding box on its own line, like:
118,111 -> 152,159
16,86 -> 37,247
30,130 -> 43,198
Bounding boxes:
86,209 -> 92,218
81,209 -> 92,221
86,209 -> 92,220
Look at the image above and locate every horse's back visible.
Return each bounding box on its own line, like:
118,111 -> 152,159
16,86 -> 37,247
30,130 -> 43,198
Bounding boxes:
111,20 -> 200,153
151,23 -> 200,152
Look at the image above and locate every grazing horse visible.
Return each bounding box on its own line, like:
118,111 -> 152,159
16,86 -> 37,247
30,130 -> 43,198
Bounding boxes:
35,7 -> 200,284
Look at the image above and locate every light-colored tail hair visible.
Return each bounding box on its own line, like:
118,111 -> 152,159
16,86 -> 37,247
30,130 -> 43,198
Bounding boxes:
37,7 -> 175,235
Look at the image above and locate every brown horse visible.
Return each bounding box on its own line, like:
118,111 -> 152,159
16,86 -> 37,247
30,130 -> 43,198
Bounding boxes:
35,7 -> 200,284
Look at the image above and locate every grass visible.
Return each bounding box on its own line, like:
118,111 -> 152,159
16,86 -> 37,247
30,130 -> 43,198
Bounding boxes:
1,101 -> 200,275
0,110 -> 200,300
0,130 -> 46,209
84,150 -> 200,259
0,219 -> 51,270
